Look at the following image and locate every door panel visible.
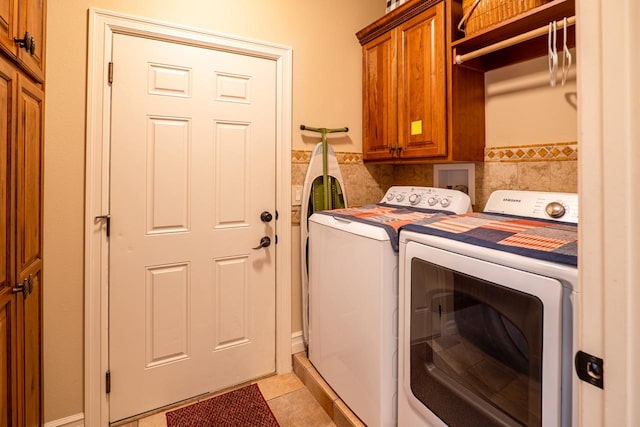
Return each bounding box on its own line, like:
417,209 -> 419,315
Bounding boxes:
16,75 -> 42,276
0,0 -> 17,60
397,2 -> 446,158
0,55 -> 17,427
109,34 -> 277,422
0,55 -> 15,301
0,291 -> 18,427
16,0 -> 45,81
22,270 -> 40,427
16,70 -> 43,427
362,31 -> 397,160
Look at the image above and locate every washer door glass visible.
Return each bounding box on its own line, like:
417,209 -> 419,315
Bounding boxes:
409,258 -> 543,427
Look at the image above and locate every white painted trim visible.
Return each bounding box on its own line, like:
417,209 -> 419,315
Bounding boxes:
84,8 -> 292,427
291,330 -> 306,355
44,413 -> 84,427
577,0 -> 640,425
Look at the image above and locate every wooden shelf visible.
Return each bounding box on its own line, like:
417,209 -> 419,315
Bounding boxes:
450,0 -> 575,71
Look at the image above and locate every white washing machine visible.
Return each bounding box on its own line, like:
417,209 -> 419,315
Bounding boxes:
308,186 -> 472,427
398,190 -> 579,427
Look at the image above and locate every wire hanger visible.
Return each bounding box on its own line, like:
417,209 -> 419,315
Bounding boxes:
561,17 -> 573,86
548,21 -> 558,87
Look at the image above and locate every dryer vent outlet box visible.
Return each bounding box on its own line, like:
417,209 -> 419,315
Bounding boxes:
434,163 -> 475,205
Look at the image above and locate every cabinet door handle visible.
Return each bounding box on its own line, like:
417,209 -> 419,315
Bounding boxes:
388,146 -> 396,154
14,31 -> 35,55
12,279 -> 28,299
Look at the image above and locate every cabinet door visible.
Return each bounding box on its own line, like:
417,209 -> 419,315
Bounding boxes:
16,74 -> 43,427
397,2 -> 446,158
0,56 -> 18,427
362,30 -> 397,161
16,0 -> 45,82
0,0 -> 18,56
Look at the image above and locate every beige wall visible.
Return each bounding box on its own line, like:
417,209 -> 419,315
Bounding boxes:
485,50 -> 578,147
44,1 -> 383,422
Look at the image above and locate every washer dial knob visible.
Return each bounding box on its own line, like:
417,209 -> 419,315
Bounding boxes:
545,201 -> 566,218
386,193 -> 395,201
427,197 -> 438,206
409,194 -> 421,205
440,198 -> 451,208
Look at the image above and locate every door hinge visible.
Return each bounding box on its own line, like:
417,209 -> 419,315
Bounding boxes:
106,370 -> 111,394
575,350 -> 604,389
95,214 -> 111,237
108,62 -> 114,85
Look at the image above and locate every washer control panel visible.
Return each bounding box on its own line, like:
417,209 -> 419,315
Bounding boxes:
381,186 -> 472,214
484,190 -> 578,223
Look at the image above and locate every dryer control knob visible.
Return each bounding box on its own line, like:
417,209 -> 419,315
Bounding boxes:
409,194 -> 421,205
427,197 -> 438,206
440,198 -> 451,208
386,193 -> 395,201
546,201 -> 566,218
396,194 -> 405,202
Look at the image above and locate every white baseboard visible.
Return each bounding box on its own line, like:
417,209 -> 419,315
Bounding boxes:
291,330 -> 306,354
44,413 -> 84,427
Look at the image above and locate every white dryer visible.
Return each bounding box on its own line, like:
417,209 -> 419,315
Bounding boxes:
308,186 -> 472,427
398,190 -> 579,427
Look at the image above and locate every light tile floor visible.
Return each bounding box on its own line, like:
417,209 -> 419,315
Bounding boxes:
116,372 -> 335,427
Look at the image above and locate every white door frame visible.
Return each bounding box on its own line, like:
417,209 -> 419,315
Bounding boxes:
83,9 -> 292,426
577,0 -> 640,425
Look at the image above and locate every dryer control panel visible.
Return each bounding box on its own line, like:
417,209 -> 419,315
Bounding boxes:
484,190 -> 579,223
381,186 -> 472,214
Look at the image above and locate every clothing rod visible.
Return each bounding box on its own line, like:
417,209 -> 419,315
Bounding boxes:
455,16 -> 576,65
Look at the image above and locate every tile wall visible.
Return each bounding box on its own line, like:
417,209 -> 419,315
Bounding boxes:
291,141 -> 578,218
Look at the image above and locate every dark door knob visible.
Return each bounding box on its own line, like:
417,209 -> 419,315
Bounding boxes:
252,236 -> 271,249
260,211 -> 273,223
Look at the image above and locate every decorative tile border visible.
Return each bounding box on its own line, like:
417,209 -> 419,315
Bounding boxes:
294,144 -> 577,164
485,142 -> 578,162
292,150 -> 363,165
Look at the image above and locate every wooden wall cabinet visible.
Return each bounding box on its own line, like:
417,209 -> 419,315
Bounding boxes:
0,0 -> 46,82
0,1 -> 45,426
357,0 -> 485,163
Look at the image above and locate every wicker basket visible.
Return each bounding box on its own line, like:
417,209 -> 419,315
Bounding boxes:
458,0 -> 551,35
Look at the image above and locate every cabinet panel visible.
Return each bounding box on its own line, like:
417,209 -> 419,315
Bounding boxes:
23,270 -> 41,426
0,55 -> 18,427
0,291 -> 18,427
397,2 -> 446,158
15,71 -> 42,427
0,57 -> 14,295
0,0 -> 18,56
17,0 -> 45,82
16,75 -> 42,276
363,31 -> 397,161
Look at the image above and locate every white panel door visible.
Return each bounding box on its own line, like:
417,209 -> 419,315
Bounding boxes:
108,33 -> 277,422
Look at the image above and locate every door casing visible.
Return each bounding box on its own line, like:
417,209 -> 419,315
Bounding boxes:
84,9 -> 292,426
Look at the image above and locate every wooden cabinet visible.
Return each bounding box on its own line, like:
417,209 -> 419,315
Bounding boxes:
0,0 -> 45,82
0,1 -> 44,426
361,3 -> 446,161
357,0 -> 484,163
